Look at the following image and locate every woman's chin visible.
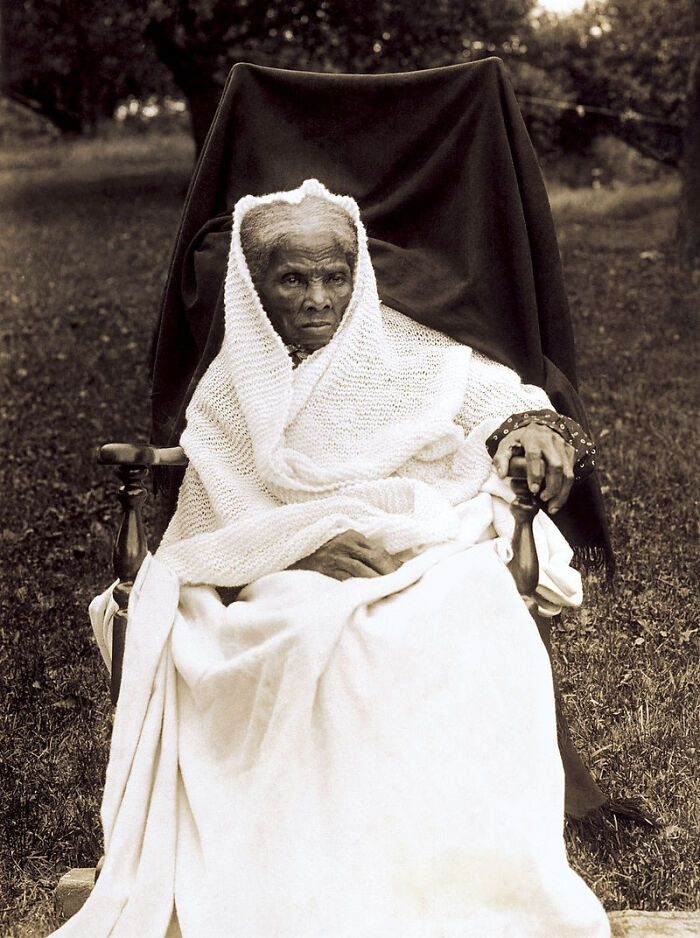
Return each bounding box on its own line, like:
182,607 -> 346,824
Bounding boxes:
296,323 -> 337,350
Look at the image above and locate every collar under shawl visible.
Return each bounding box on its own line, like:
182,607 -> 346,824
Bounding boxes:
158,180 -> 485,585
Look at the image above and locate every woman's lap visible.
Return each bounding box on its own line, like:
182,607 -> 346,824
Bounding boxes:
168,542 -> 607,937
60,543 -> 609,937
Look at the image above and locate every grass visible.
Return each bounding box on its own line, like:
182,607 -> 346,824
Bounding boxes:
547,176 -> 683,221
0,134 -> 698,935
547,174 -> 699,910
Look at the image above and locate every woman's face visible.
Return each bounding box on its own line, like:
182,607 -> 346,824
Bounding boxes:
254,226 -> 354,351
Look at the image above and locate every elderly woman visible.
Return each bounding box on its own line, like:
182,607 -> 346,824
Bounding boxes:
53,180 -> 609,938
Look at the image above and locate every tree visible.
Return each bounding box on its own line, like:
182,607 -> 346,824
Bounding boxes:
144,0 -> 537,153
2,0 -> 537,149
523,0 -> 692,166
520,0 -> 696,267
2,0 -> 173,133
676,0 -> 700,270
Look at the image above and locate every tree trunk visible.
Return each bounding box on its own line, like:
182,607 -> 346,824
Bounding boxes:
676,0 -> 700,270
144,17 -> 226,156
0,0 -> 7,97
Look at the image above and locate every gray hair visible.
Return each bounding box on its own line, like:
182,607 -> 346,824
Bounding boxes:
240,195 -> 358,284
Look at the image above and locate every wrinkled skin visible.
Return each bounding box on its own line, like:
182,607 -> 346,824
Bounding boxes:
255,228 -> 575,581
492,422 -> 576,515
289,530 -> 402,580
254,228 -> 354,352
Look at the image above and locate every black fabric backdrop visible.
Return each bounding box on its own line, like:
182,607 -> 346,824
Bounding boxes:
149,57 -> 612,565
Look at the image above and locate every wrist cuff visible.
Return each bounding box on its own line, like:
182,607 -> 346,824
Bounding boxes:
485,409 -> 597,481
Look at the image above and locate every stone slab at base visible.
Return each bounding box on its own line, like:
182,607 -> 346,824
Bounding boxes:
54,872 -> 700,937
54,867 -> 96,921
609,910 -> 700,937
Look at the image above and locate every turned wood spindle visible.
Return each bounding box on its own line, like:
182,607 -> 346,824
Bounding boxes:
506,454 -> 540,616
110,464 -> 149,705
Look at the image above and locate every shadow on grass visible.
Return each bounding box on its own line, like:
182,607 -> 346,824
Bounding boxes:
3,167 -> 192,218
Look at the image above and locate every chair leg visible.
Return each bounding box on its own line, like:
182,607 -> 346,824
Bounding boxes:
54,868 -> 97,922
506,462 -> 609,819
531,611 -> 607,818
110,464 -> 149,704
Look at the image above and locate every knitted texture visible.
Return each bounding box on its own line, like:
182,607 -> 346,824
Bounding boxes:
157,180 -> 550,586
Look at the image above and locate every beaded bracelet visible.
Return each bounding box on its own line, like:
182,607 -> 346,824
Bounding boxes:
485,409 -> 597,481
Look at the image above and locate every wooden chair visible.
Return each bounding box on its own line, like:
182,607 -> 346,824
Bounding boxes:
55,443 -> 542,920
95,443 -> 542,705
56,54 -> 618,921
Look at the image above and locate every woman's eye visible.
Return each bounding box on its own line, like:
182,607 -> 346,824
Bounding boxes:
329,274 -> 346,284
282,274 -> 301,285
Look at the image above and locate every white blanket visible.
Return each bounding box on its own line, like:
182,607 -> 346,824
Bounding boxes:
51,180 -> 610,936
52,486 -> 609,938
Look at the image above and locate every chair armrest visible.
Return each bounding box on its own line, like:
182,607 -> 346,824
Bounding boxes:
97,443 -> 187,704
97,443 -> 188,467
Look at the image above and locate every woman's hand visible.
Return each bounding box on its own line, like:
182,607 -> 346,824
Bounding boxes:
492,422 -> 575,514
289,530 -> 402,580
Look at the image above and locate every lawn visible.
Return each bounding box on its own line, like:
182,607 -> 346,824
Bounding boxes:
0,135 -> 697,936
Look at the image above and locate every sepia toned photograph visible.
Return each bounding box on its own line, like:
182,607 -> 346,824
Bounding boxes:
1,1 -> 698,936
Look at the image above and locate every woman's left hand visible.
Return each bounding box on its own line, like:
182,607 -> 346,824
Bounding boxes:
492,422 -> 575,514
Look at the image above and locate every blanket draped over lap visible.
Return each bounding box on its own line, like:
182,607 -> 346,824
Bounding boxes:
148,58 -> 612,566
57,533 -> 609,938
49,182 -> 611,937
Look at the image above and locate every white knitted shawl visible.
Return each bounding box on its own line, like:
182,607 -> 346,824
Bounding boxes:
157,179 -> 550,586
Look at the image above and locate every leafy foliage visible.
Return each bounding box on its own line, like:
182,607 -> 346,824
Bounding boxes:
142,0 -> 538,149
525,0 -> 693,164
143,0 -> 534,76
2,1 -> 172,131
3,0 -> 535,142
3,0 -> 693,166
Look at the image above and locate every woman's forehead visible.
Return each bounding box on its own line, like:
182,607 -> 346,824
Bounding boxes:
274,226 -> 352,264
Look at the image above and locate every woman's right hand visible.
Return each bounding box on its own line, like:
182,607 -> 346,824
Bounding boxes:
289,530 -> 402,580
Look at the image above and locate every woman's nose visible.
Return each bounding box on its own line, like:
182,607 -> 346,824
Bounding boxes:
304,281 -> 331,310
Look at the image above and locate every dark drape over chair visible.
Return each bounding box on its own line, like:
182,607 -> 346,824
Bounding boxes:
149,56 -> 612,567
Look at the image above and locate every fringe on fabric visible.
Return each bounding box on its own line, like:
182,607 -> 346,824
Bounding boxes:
567,797 -> 660,836
572,544 -> 615,580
